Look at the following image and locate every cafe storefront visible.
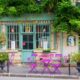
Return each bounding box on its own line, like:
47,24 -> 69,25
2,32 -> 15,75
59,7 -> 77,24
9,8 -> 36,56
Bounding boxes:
0,14 -> 79,63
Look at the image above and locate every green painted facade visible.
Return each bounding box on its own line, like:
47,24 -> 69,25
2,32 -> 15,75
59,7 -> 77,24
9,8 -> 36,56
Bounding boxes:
0,14 -> 58,62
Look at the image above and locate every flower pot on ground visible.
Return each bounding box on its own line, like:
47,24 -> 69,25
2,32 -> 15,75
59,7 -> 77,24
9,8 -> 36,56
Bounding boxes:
0,52 -> 9,70
71,52 -> 80,73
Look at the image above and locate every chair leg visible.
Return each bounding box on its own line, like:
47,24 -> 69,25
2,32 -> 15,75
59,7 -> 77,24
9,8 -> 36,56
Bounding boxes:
42,66 -> 51,73
53,67 -> 61,74
29,66 -> 37,72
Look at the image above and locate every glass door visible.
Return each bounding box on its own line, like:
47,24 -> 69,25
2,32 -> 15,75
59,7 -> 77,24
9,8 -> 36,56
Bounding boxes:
22,34 -> 33,50
21,24 -> 34,62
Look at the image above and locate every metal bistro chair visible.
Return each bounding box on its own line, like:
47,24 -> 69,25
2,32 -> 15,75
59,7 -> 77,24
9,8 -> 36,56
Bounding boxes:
9,50 -> 16,65
41,58 -> 51,73
27,53 -> 38,73
51,53 -> 62,74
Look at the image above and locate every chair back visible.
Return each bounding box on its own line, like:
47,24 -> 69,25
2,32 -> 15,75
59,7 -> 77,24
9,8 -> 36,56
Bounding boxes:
31,53 -> 37,62
31,53 -> 37,57
55,53 -> 62,60
49,54 -> 54,59
52,53 -> 62,66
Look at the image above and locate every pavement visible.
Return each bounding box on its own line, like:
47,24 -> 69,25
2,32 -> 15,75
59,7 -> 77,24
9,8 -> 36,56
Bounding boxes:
0,76 -> 79,80
0,64 -> 79,80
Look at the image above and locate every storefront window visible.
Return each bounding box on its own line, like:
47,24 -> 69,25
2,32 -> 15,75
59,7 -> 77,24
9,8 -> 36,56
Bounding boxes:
7,25 -> 19,49
36,25 -> 50,49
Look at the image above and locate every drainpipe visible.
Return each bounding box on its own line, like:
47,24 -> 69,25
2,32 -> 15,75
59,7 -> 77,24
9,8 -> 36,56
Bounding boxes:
60,32 -> 63,62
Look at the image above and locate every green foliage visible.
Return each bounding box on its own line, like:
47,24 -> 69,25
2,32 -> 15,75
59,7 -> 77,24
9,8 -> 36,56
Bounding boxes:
0,0 -> 53,16
0,5 -> 4,15
43,49 -> 50,53
54,0 -> 80,34
0,0 -> 80,34
0,52 -> 9,61
69,19 -> 80,33
71,52 -> 80,63
0,0 -> 64,16
8,6 -> 17,15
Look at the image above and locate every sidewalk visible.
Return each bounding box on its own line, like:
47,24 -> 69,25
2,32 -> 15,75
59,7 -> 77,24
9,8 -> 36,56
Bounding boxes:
0,76 -> 79,80
0,64 -> 79,79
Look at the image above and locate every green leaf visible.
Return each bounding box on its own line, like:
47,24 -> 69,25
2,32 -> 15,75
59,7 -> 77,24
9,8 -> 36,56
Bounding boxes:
8,6 -> 17,16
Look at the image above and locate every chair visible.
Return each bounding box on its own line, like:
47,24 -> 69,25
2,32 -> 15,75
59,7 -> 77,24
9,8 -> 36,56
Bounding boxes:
41,59 -> 51,73
51,53 -> 62,74
31,53 -> 37,57
27,53 -> 38,73
49,54 -> 54,60
9,51 -> 15,65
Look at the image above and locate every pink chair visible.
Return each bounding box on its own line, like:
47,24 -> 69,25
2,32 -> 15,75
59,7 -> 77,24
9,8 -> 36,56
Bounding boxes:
51,53 -> 62,74
49,54 -> 54,59
27,53 -> 38,73
31,53 -> 37,57
27,57 -> 37,72
41,59 -> 51,73
9,51 -> 15,65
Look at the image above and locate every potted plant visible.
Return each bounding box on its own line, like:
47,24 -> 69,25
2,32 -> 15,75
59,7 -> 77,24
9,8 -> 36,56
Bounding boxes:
71,52 -> 80,73
0,52 -> 9,70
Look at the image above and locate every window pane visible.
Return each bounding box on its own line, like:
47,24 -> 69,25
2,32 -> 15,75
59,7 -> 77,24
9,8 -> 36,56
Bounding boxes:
22,24 -> 33,32
23,34 -> 33,50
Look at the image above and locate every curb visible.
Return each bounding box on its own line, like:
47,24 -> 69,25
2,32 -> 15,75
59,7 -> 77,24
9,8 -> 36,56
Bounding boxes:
0,73 -> 79,79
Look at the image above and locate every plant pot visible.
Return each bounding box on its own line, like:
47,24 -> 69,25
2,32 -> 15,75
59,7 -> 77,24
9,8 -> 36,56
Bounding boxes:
0,60 -> 5,70
77,62 -> 80,73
